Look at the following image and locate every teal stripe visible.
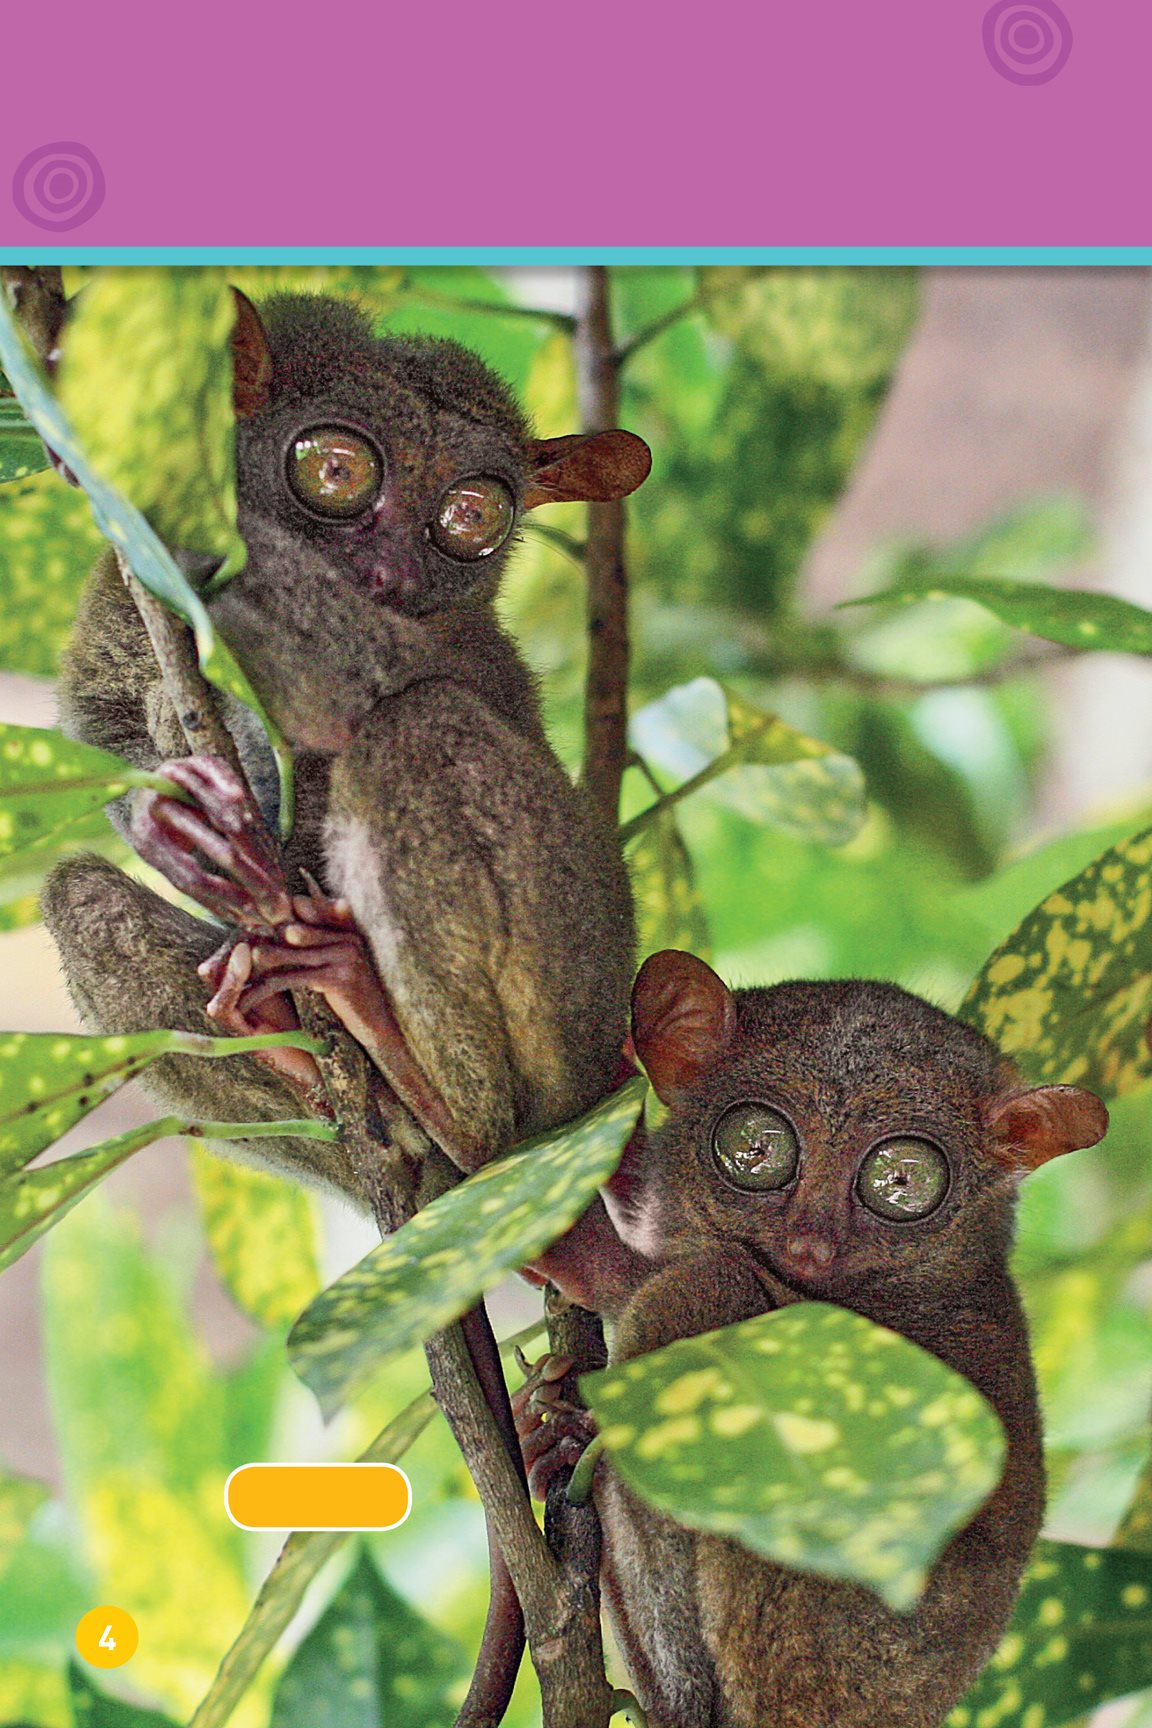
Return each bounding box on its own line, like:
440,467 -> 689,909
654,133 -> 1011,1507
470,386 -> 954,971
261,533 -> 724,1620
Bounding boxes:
2,247 -> 1152,267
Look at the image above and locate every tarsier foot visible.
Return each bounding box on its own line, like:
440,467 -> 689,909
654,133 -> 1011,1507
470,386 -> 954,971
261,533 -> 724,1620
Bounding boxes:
132,756 -> 292,930
243,882 -> 476,1165
197,934 -> 328,1105
512,1352 -> 598,1502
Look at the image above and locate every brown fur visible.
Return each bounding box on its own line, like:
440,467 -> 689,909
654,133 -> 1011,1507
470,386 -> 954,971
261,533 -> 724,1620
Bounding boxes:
562,966 -> 1105,1728
43,297 -> 638,1187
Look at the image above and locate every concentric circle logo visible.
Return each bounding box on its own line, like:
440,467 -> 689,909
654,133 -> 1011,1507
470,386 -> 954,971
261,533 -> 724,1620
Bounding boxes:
982,0 -> 1073,85
12,142 -> 106,232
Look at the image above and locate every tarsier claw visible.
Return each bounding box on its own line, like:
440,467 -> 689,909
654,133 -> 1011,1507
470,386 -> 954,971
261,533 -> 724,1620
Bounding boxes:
512,1353 -> 597,1502
133,756 -> 292,929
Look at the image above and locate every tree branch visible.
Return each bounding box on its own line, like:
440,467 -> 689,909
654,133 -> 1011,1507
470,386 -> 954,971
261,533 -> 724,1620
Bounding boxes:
115,552 -> 249,776
113,560 -> 580,1728
576,266 -> 631,827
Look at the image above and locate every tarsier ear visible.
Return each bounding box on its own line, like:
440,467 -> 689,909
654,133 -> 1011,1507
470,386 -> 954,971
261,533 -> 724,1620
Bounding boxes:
988,1084 -> 1109,1173
230,288 -> 273,419
631,950 -> 738,1105
523,430 -> 651,509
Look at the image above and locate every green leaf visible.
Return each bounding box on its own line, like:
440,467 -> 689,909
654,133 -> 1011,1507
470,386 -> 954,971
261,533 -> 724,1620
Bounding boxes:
657,266 -> 917,616
0,1025 -> 327,1179
267,1550 -> 467,1728
0,1114 -> 336,1272
626,677 -> 865,847
44,1203 -> 271,1717
1118,1456 -> 1152,1553
0,1472 -> 49,1575
190,1143 -> 321,1328
0,295 -> 294,833
0,723 -> 173,860
0,471 -> 105,676
584,1302 -> 1006,1613
57,269 -> 243,567
0,812 -> 130,933
289,1078 -> 647,1415
845,573 -> 1152,656
701,266 -> 919,394
627,803 -> 711,960
949,1539 -> 1152,1728
69,1661 -> 180,1728
188,1394 -> 436,1728
961,826 -> 1152,1095
0,397 -> 49,482
0,1658 -> 71,1726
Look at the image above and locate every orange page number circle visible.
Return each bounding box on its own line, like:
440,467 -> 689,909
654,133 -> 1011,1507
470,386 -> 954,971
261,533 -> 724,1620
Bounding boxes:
76,1605 -> 139,1669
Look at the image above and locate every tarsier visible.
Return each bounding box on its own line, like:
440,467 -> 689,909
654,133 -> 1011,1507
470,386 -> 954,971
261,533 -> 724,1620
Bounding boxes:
42,291 -> 648,1188
517,949 -> 1109,1728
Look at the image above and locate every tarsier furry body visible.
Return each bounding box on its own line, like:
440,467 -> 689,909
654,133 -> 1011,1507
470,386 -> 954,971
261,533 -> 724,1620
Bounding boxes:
521,952 -> 1108,1728
43,294 -> 645,1185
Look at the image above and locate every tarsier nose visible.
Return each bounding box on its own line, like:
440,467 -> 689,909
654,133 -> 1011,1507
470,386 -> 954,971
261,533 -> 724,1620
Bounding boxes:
782,1233 -> 838,1277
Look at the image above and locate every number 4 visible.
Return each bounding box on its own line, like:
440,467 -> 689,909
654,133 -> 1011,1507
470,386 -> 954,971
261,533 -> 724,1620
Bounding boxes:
98,1625 -> 116,1651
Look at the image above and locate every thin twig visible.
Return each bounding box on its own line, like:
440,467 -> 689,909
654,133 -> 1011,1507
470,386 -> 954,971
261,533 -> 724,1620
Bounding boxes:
576,267 -> 631,827
523,520 -> 588,566
613,264 -> 773,366
401,276 -> 575,331
115,552 -> 248,776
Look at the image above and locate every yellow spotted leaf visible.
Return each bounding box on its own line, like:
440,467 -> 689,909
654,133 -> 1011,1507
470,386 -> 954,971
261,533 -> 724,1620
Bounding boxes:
0,1109 -> 335,1272
0,723 -> 174,860
42,1203 -> 267,1724
627,804 -> 711,961
57,268 -> 242,565
701,266 -> 919,394
289,1078 -> 648,1415
0,296 -> 294,833
949,1538 -> 1152,1727
584,1302 -> 1005,1612
0,1025 -> 327,1178
626,678 -> 865,848
267,1550 -> 467,1728
190,1143 -> 321,1329
0,394 -> 50,482
962,826 -> 1152,1096
0,470 -> 104,675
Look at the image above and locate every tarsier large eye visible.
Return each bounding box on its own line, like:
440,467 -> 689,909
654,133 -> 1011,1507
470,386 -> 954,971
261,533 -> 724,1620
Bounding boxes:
856,1138 -> 950,1221
711,1103 -> 800,1192
287,426 -> 383,520
431,476 -> 516,561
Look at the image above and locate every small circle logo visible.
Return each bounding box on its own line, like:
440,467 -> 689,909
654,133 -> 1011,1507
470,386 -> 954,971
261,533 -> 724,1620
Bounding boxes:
983,0 -> 1073,84
75,1605 -> 138,1669
12,142 -> 105,232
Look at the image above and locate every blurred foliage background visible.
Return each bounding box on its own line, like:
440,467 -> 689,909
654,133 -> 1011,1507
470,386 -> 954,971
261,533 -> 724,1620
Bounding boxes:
2,264 -> 1152,1728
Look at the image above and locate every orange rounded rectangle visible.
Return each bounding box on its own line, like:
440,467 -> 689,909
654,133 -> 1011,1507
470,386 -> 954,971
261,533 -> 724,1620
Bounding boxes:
225,1463 -> 411,1532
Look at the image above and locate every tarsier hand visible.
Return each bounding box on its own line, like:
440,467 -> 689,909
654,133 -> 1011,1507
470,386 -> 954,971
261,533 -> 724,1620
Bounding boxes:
512,1350 -> 598,1503
131,756 -> 293,930
134,754 -> 469,1148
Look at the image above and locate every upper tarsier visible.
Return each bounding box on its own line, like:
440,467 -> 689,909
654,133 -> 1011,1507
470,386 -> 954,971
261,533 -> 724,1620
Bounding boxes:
40,292 -> 1111,1728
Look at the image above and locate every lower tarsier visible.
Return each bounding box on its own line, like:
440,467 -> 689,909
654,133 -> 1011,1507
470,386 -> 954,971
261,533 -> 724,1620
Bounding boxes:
41,291 -> 1110,1727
